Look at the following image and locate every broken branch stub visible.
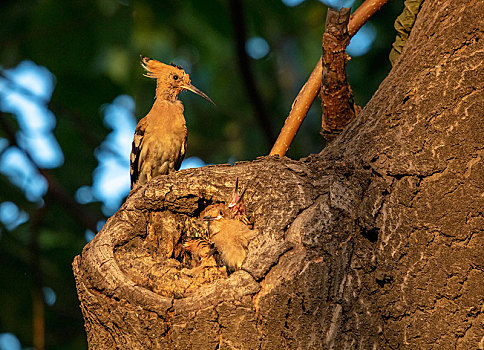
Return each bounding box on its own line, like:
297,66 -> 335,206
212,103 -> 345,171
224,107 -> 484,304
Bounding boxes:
269,0 -> 391,156
320,7 -> 360,140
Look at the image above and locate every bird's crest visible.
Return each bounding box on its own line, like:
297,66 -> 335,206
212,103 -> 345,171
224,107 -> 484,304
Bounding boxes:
140,54 -> 184,79
170,62 -> 184,70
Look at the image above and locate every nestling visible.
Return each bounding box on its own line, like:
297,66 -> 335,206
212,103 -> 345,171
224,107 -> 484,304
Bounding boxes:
228,178 -> 249,224
203,205 -> 257,272
183,238 -> 214,268
130,55 -> 214,189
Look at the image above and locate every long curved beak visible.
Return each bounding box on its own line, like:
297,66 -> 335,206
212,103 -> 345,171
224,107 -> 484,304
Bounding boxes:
183,83 -> 215,105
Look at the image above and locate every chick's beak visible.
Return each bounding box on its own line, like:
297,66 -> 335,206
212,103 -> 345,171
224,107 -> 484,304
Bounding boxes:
203,214 -> 222,221
183,83 -> 215,105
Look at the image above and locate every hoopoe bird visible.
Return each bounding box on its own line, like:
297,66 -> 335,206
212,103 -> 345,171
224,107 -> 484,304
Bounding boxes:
183,203 -> 227,267
130,55 -> 214,189
183,238 -> 214,268
183,180 -> 254,272
202,204 -> 257,273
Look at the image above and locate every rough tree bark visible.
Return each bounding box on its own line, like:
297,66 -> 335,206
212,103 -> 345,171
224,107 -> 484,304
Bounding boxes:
320,8 -> 359,139
73,0 -> 483,348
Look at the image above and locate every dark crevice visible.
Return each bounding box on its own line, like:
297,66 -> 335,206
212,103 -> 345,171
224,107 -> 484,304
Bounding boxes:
361,227 -> 380,243
391,173 -> 406,180
281,296 -> 292,345
375,272 -> 393,288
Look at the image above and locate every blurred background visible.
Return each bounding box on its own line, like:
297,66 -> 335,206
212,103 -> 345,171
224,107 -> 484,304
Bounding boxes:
0,0 -> 402,348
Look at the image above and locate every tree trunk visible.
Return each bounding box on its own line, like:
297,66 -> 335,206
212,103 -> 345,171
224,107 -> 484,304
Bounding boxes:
73,0 -> 484,348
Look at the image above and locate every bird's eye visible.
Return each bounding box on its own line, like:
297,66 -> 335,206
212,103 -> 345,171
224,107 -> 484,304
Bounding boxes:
173,74 -> 179,80
219,210 -> 223,216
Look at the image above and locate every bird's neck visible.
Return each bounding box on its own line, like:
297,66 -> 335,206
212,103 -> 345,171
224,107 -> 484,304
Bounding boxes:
147,98 -> 185,131
149,97 -> 184,115
155,81 -> 179,102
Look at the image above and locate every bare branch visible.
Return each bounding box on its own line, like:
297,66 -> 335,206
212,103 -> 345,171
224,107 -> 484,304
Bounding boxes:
349,0 -> 391,37
269,0 -> 391,157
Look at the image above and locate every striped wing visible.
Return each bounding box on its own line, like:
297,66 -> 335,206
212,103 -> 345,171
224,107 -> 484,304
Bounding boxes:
130,121 -> 145,189
130,119 -> 187,189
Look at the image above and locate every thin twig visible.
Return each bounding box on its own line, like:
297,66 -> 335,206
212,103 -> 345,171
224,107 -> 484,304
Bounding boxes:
349,0 -> 391,37
269,0 -> 391,157
30,206 -> 46,350
269,61 -> 323,157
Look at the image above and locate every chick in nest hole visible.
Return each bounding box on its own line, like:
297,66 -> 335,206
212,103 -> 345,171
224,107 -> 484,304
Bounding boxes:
202,204 -> 257,273
184,179 -> 256,273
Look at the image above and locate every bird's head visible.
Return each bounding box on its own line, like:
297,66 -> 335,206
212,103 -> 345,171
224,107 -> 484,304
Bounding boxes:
201,204 -> 226,222
228,178 -> 246,209
183,238 -> 213,259
228,178 -> 247,220
140,55 -> 214,104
